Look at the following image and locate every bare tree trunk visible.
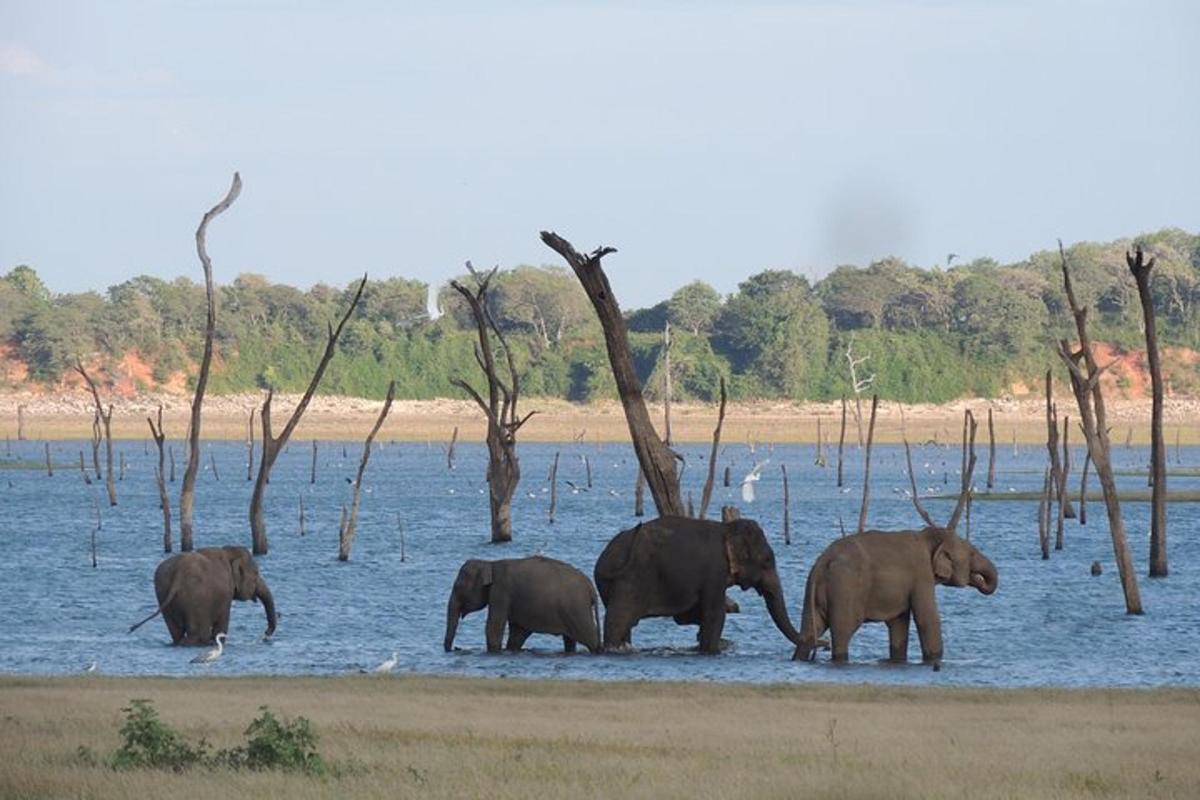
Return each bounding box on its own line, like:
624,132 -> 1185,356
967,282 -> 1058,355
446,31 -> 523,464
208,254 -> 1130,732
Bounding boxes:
75,363 -> 116,506
549,451 -> 559,524
246,407 -> 255,481
845,340 -> 873,448
398,514 -> 406,562
168,446 -> 175,482
584,454 -> 592,489
339,381 -> 395,561
1044,370 -> 1064,519
542,232 -> 683,516
447,426 -> 458,470
91,411 -> 102,480
837,396 -> 847,488
781,463 -> 791,545
698,377 -> 727,520
635,469 -> 645,517
119,452 -> 125,481
1128,246 -> 1167,577
450,265 -> 535,544
662,321 -> 673,445
298,495 -> 306,537
147,405 -> 172,553
814,417 -> 826,467
723,465 -> 730,488
986,407 -> 996,490
252,276 -> 366,555
1039,466 -> 1051,560
687,492 -> 694,517
1079,447 -> 1091,526
209,449 -> 220,481
1055,416 -> 1070,551
856,394 -> 879,534
45,442 -> 52,477
1056,241 -> 1142,614
78,451 -> 92,484
182,173 -> 240,551
310,439 -> 318,484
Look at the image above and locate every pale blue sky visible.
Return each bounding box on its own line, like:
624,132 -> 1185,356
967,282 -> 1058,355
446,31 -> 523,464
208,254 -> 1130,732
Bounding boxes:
1,1 -> 1197,307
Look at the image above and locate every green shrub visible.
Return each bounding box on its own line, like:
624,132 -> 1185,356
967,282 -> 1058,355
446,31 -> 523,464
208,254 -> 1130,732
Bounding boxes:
109,699 -> 210,772
216,706 -> 328,776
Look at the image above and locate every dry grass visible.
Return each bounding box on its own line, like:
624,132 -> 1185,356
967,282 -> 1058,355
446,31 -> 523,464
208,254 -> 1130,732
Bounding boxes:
2,675 -> 1198,799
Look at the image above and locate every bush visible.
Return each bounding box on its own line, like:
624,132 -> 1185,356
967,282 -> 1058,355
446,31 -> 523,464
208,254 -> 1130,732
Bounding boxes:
106,699 -> 332,777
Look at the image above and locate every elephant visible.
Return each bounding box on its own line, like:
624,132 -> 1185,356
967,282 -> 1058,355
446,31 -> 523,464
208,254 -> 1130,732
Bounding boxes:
792,526 -> 998,666
443,556 -> 601,653
593,516 -> 802,654
151,545 -> 276,645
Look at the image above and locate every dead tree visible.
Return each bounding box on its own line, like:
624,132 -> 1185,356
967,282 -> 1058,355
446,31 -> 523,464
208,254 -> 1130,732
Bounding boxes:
1044,370 -> 1074,520
339,380 -> 395,561
90,411 -> 102,479
169,446 -> 175,482
1055,241 -> 1142,614
44,442 -> 52,477
634,469 -> 645,517
147,404 -> 172,552
1038,467 -> 1052,560
78,451 -> 91,484
310,440 -> 318,484
662,321 -> 673,445
781,463 -> 791,545
902,409 -> 977,534
1128,245 -> 1167,577
698,376 -> 727,520
1055,416 -> 1070,551
814,417 -> 826,467
1079,436 -> 1090,526
844,339 -> 874,447
837,396 -> 848,487
181,172 -> 241,551
549,451 -> 560,524
246,407 -> 255,481
209,449 -> 220,481
75,362 -> 116,506
583,454 -> 593,489
542,231 -> 684,516
449,265 -> 534,544
856,394 -> 879,534
986,407 -> 997,490
251,275 -> 366,555
447,426 -> 458,470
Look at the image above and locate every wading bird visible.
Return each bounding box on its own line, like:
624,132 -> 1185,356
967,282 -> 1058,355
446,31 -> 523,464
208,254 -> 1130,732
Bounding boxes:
191,633 -> 226,665
374,651 -> 399,673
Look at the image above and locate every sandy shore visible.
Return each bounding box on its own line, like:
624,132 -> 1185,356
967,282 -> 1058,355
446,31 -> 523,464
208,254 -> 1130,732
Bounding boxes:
1,391 -> 1198,445
1,674 -> 1196,799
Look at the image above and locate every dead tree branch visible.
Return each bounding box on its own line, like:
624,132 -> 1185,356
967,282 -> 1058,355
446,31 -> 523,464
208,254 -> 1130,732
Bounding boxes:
339,380 -> 395,561
698,376 -> 727,520
147,404 -> 172,552
75,361 -> 116,506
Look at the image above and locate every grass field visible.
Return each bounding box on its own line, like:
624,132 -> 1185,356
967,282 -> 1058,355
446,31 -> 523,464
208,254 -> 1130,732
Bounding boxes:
2,675 -> 1198,799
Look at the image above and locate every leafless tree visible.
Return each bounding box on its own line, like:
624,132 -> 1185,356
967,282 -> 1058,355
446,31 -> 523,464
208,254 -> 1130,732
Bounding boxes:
986,407 -> 997,490
181,172 -> 241,551
75,361 -> 116,506
698,377 -> 727,520
542,231 -> 684,516
1055,415 -> 1070,551
339,380 -> 395,561
246,407 -> 255,482
781,463 -> 791,545
549,451 -> 560,524
147,404 -> 172,552
856,394 -> 879,534
1055,241 -> 1142,614
1128,245 -> 1167,577
902,409 -> 977,534
845,338 -> 874,447
837,396 -> 847,487
450,264 -> 535,543
251,275 -> 367,555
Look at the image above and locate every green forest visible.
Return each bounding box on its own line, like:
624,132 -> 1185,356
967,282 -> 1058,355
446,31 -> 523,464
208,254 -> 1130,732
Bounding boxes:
2,228 -> 1198,403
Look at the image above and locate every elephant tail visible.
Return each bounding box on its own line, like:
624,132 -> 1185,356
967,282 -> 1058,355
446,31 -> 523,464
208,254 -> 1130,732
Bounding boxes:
128,581 -> 181,633
590,587 -> 602,651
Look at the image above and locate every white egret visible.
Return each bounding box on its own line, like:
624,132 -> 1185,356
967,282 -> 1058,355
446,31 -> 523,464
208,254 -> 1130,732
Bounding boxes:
191,633 -> 226,664
740,460 -> 769,503
82,660 -> 97,673
374,651 -> 399,673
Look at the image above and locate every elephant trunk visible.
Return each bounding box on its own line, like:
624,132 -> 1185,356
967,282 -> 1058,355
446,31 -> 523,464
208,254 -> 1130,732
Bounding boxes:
255,579 -> 277,638
761,569 -> 803,646
444,596 -> 462,652
970,552 -> 999,595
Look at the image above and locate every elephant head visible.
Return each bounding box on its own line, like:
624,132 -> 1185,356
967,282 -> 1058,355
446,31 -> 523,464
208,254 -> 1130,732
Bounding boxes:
723,519 -> 803,645
929,529 -> 998,595
212,546 -> 277,638
444,559 -> 492,651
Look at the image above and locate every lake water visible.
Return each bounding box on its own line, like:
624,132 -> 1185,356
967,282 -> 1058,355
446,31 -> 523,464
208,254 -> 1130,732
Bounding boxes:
1,434 -> 1197,688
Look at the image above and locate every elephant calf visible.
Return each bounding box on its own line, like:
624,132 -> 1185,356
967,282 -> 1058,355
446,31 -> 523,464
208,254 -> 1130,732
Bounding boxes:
793,526 -> 997,666
444,556 -> 601,654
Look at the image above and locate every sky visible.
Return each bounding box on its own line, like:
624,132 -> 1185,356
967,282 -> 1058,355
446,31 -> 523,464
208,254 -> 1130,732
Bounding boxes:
1,0 -> 1197,309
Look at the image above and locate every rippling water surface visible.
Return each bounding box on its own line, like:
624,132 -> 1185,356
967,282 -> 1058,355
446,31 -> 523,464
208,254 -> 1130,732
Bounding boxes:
1,436 -> 1196,688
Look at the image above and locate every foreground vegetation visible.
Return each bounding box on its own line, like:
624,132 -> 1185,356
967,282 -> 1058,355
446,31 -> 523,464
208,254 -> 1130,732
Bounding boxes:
3,228 -> 1198,403
2,675 -> 1198,799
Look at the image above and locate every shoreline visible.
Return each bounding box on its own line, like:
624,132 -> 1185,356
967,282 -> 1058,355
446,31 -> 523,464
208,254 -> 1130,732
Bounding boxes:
3,674 -> 1197,799
2,391 -> 1199,445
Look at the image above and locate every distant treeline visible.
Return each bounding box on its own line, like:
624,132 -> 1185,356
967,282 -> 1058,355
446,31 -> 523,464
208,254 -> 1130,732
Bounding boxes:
2,228 -> 1197,403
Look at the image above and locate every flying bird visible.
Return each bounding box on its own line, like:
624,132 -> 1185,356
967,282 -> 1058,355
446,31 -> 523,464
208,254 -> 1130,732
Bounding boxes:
191,633 -> 226,665
741,460 -> 769,503
373,651 -> 399,673
946,253 -> 960,266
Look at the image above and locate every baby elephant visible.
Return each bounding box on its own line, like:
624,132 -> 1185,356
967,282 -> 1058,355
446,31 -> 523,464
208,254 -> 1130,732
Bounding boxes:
444,556 -> 601,654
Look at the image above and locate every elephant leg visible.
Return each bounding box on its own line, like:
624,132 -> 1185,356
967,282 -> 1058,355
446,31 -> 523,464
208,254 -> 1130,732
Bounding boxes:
886,610 -> 911,663
602,593 -> 638,652
826,600 -> 859,663
163,613 -> 185,644
505,623 -> 531,652
484,602 -> 508,653
562,636 -> 577,653
697,595 -> 727,654
912,589 -> 943,664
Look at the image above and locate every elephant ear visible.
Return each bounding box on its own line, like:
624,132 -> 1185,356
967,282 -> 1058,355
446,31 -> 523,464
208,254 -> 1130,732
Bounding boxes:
477,561 -> 494,588
932,542 -> 954,582
723,525 -> 754,583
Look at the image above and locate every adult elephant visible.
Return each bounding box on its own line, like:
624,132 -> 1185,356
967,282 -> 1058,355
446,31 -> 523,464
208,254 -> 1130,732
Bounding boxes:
594,516 -> 802,654
149,545 -> 276,645
792,526 -> 997,666
444,556 -> 600,653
